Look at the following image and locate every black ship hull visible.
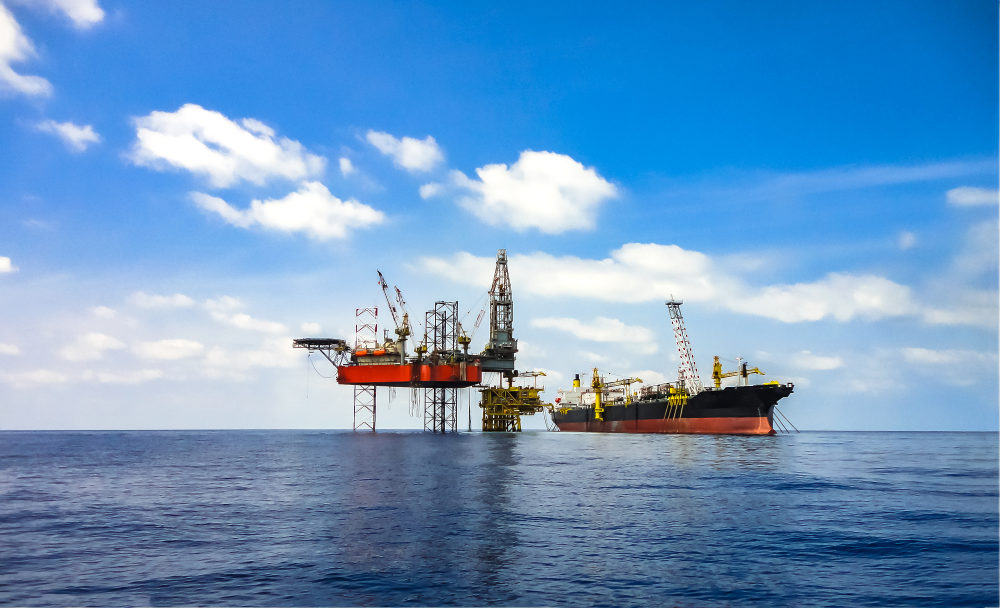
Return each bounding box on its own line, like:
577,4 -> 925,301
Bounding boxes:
551,383 -> 794,434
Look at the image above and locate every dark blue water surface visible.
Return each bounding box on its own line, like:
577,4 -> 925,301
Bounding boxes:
0,430 -> 996,607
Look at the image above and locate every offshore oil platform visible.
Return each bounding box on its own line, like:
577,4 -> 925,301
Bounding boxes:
293,249 -> 547,432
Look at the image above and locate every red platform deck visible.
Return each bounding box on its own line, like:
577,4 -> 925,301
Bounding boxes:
337,362 -> 482,387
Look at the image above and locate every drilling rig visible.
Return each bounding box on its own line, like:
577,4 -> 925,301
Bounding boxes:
476,249 -> 548,431
293,249 -> 548,432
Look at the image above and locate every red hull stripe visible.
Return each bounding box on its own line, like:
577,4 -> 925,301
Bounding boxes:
555,416 -> 775,435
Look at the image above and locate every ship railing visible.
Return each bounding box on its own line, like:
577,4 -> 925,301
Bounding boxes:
639,382 -> 675,399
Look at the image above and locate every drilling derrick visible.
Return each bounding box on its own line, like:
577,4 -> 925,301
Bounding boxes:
482,249 -> 517,372
479,249 -> 549,431
666,299 -> 703,395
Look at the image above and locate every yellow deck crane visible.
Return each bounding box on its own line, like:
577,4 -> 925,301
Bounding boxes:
711,356 -> 764,388
376,270 -> 411,363
589,368 -> 643,421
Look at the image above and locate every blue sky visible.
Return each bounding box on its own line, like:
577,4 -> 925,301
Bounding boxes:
0,1 -> 996,431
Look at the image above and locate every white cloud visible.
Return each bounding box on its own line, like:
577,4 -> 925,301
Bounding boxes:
83,369 -> 164,385
901,347 -> 995,366
531,316 -> 658,355
132,339 -> 205,360
300,322 -> 322,334
0,343 -> 21,355
204,297 -> 287,333
36,119 -> 101,152
921,287 -> 998,329
419,182 -> 443,199
732,273 -> 917,323
191,181 -> 384,240
897,230 -> 917,251
13,0 -> 104,28
443,150 -> 617,233
631,369 -> 668,385
0,256 -> 17,273
339,157 -> 355,176
202,337 -> 300,379
790,350 -> 844,371
946,186 -> 999,207
901,347 -> 997,387
951,219 -> 999,278
128,291 -> 195,309
130,104 -> 326,188
1,369 -> 70,389
366,130 -> 444,173
89,305 -> 117,319
418,245 -> 964,326
58,332 -> 125,361
579,351 -> 609,363
418,244 -> 738,304
0,4 -> 52,97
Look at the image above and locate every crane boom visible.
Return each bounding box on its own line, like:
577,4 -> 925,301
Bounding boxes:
712,356 -> 765,388
666,299 -> 703,395
377,270 -> 401,329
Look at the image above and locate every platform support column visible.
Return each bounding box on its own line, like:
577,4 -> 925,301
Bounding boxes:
353,385 -> 376,432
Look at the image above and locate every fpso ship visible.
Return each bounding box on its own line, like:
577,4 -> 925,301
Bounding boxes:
549,299 -> 794,435
550,373 -> 794,435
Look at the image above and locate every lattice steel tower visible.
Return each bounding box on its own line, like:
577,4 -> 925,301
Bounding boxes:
666,299 -> 703,395
482,249 -> 517,372
353,307 -> 378,431
423,301 -> 459,432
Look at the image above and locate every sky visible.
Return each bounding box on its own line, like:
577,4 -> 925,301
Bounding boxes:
0,0 -> 997,431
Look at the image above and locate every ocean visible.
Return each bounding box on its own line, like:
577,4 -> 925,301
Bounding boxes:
0,430 -> 996,607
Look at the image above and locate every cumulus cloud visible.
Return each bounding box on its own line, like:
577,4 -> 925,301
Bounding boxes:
0,343 -> 21,355
0,256 -> 17,273
419,244 -> 740,304
532,316 -> 658,355
204,297 -> 287,333
83,369 -> 164,385
58,332 -> 125,361
1,369 -> 70,389
11,0 -> 104,28
191,181 -> 384,240
921,288 -> 998,329
130,104 -> 326,188
946,186 -> 999,207
89,305 -> 117,319
300,322 -> 322,334
731,273 -> 917,323
901,347 -> 997,386
0,4 -> 52,97
128,291 -> 195,309
339,157 -> 355,176
36,119 -> 101,152
132,339 -> 205,360
790,350 -> 844,371
433,150 -> 617,233
366,130 -> 444,173
203,337 -> 300,379
418,244 -> 983,326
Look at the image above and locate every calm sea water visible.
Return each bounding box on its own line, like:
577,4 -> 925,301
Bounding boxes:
0,430 -> 996,607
